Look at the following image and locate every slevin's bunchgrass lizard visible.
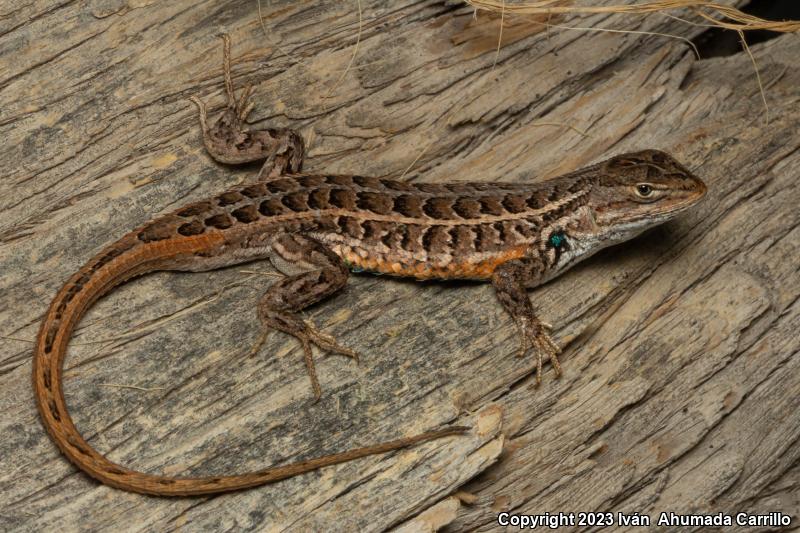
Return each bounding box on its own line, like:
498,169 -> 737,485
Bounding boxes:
33,36 -> 707,496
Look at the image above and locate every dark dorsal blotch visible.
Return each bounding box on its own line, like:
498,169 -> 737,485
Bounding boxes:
231,205 -> 259,223
337,216 -> 363,239
259,198 -> 285,217
297,175 -> 325,189
361,220 -> 385,240
452,197 -> 482,219
422,225 -> 450,253
176,202 -> 214,218
138,219 -> 178,242
444,183 -> 476,194
526,190 -> 549,210
89,245 -> 127,273
475,223 -> 498,252
326,175 -> 354,188
479,197 -> 504,216
393,195 -> 423,218
422,197 -> 455,220
100,246 -> 124,263
314,215 -> 338,233
217,191 -> 244,206
353,175 -> 382,189
49,400 -> 61,421
356,191 -> 393,215
502,194 -> 528,214
381,227 -> 397,248
449,225 -> 474,254
493,221 -> 509,242
547,180 -> 583,202
266,178 -> 296,194
380,178 -> 415,192
307,188 -> 331,210
400,224 -> 423,252
205,213 -> 234,230
416,183 -> 448,194
178,220 -> 205,236
240,183 -> 267,198
329,189 -> 356,210
282,191 -> 309,212
44,328 -> 57,353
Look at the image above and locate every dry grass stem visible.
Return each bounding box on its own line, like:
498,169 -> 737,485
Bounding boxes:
528,17 -> 700,58
1,334 -> 123,346
1,335 -> 34,344
323,0 -> 363,101
737,30 -> 769,123
465,0 -> 788,121
257,0 -> 310,69
530,121 -> 591,137
400,140 -> 435,180
239,269 -> 282,278
492,0 -> 506,69
464,1 -> 800,33
99,383 -> 166,392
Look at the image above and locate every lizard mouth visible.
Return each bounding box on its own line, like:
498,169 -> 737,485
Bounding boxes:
609,180 -> 708,226
669,183 -> 707,212
652,174 -> 708,215
691,175 -> 708,199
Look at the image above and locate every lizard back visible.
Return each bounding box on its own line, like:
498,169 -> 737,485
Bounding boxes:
134,172 -> 593,280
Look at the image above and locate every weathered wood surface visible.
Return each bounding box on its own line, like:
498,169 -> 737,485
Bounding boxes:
1,1 -> 799,531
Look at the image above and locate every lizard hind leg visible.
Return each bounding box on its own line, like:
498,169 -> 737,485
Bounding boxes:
254,233 -> 358,401
188,33 -> 305,179
491,260 -> 563,386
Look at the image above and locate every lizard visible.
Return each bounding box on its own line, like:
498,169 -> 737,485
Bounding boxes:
32,35 -> 707,497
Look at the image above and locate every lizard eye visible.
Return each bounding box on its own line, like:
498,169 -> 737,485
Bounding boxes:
635,183 -> 654,198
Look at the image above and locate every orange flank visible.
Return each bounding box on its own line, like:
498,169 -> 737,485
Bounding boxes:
342,246 -> 528,280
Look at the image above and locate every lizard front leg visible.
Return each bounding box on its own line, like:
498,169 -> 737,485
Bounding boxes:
189,34 -> 304,179
254,233 -> 357,400
492,259 -> 562,385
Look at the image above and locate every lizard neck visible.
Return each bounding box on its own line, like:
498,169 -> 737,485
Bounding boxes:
539,149 -> 708,279
532,192 -> 680,284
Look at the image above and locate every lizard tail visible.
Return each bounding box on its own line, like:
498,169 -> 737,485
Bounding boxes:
33,233 -> 467,496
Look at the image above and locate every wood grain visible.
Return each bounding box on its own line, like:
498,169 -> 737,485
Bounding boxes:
1,0 -> 798,531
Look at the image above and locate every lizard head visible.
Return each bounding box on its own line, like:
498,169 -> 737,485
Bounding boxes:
590,150 -> 707,231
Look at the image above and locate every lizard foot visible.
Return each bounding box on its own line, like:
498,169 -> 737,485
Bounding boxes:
187,33 -> 304,176
251,316 -> 359,401
514,318 -> 562,386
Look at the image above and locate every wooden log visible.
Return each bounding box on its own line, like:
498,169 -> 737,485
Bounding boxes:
1,1 -> 798,530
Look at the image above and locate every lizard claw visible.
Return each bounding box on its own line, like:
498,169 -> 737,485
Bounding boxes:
302,319 -> 360,363
531,329 -> 562,386
294,321 -> 359,401
249,329 -> 270,358
253,313 -> 359,401
515,319 -> 562,386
